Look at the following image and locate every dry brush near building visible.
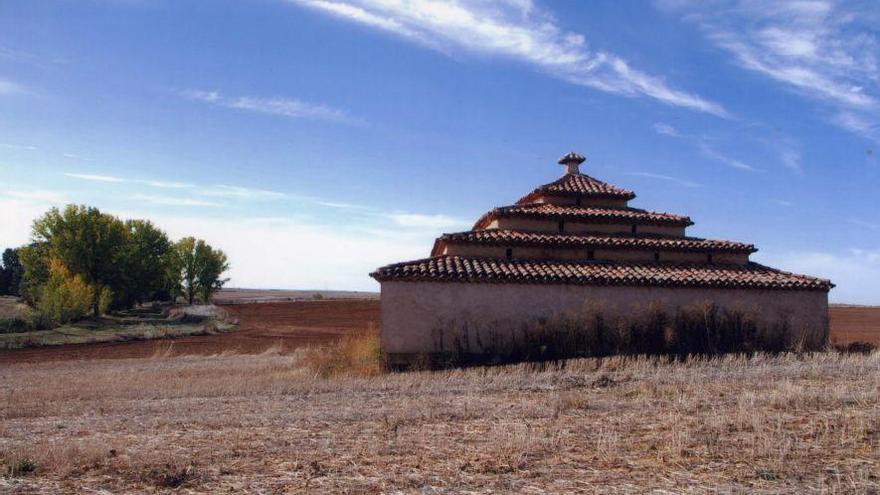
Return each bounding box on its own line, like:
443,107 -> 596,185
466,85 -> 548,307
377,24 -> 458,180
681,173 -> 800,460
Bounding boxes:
373,152 -> 834,366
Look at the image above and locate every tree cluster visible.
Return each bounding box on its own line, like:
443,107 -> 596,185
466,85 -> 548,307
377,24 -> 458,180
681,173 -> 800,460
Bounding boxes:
11,204 -> 229,325
0,248 -> 23,296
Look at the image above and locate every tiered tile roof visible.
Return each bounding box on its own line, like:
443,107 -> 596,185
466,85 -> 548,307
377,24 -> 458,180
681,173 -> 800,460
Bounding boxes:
371,256 -> 834,291
373,152 -> 833,292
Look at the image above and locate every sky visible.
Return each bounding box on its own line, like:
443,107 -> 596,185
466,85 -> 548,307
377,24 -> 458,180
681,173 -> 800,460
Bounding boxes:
0,0 -> 878,303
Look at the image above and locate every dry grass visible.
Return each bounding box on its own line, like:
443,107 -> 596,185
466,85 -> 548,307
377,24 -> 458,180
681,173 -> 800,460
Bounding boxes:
0,350 -> 878,493
300,323 -> 381,377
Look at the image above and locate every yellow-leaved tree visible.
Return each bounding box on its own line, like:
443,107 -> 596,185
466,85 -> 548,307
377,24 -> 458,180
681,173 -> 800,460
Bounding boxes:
36,258 -> 95,326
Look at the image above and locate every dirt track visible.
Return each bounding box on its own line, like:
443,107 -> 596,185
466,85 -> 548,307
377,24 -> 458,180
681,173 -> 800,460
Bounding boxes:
0,300 -> 380,364
0,302 -> 877,365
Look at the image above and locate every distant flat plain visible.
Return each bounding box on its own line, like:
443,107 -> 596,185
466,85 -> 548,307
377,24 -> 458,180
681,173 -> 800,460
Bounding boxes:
0,295 -> 876,365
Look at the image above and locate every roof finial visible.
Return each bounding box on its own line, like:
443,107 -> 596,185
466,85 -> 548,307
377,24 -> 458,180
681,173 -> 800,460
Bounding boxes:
558,151 -> 585,175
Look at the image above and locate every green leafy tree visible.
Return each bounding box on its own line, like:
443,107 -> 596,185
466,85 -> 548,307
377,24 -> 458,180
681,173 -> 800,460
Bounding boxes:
116,220 -> 172,308
18,242 -> 51,305
197,243 -> 229,304
170,237 -> 230,304
2,248 -> 24,296
31,205 -> 127,318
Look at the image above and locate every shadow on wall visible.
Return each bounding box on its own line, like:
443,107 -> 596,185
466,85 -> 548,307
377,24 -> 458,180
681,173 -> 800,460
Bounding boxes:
403,302 -> 825,370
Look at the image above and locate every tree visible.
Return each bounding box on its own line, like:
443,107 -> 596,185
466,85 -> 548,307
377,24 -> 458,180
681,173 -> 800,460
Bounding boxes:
197,242 -> 229,304
2,248 -> 23,296
170,237 -> 230,304
18,242 -> 50,306
31,205 -> 127,318
116,220 -> 172,308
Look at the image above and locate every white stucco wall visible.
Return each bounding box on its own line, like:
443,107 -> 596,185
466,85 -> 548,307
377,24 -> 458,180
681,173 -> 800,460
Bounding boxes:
379,281 -> 829,357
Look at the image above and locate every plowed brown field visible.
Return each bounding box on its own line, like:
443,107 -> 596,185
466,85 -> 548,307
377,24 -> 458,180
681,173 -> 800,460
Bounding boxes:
829,305 -> 880,346
0,300 -> 380,364
0,301 -> 876,364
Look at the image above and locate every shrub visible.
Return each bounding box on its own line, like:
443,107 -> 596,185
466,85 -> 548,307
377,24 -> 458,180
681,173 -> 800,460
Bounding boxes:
430,303 -> 808,369
301,324 -> 380,377
0,317 -> 31,334
6,457 -> 37,477
35,258 -> 94,326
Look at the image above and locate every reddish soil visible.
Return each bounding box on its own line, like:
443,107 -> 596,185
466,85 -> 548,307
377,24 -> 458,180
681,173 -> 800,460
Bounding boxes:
0,300 -> 380,365
829,305 -> 880,345
0,301 -> 875,365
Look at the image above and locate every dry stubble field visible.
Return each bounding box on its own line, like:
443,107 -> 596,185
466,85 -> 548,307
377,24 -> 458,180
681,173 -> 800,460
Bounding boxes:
1,299 -> 879,493
1,350 -> 879,493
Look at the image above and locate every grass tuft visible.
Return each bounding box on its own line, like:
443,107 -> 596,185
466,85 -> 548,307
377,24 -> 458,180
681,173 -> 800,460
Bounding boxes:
5,457 -> 37,477
300,323 -> 381,377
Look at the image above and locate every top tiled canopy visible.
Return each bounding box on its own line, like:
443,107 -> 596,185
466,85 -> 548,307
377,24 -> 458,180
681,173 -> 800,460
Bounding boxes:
371,152 -> 833,291
518,173 -> 636,203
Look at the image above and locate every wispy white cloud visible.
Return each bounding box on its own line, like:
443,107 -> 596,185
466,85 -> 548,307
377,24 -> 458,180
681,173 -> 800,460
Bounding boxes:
778,145 -> 802,174
143,180 -> 193,189
0,45 -> 68,68
181,89 -> 358,123
832,111 -> 879,139
652,122 -> 680,137
0,143 -> 38,151
129,194 -> 222,208
772,199 -> 794,207
755,131 -> 804,174
65,172 -> 126,183
698,142 -> 759,171
65,171 -> 294,199
660,0 -> 880,138
627,171 -> 701,188
315,200 -> 376,210
0,77 -> 26,96
388,212 -> 469,230
286,0 -> 728,116
0,187 -> 69,204
196,184 -> 289,200
651,119 -> 800,173
848,218 -> 880,231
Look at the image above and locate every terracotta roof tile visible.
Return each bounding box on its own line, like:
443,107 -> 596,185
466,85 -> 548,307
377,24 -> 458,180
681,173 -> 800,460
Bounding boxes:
436,229 -> 756,254
518,173 -> 635,202
371,256 -> 834,291
475,204 -> 692,229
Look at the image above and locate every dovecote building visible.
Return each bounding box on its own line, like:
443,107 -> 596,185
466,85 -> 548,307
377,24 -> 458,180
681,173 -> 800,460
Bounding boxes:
371,152 -> 833,364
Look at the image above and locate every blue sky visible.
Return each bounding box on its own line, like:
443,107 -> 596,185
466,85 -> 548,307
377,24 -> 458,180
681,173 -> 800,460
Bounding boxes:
1,0 -> 878,302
